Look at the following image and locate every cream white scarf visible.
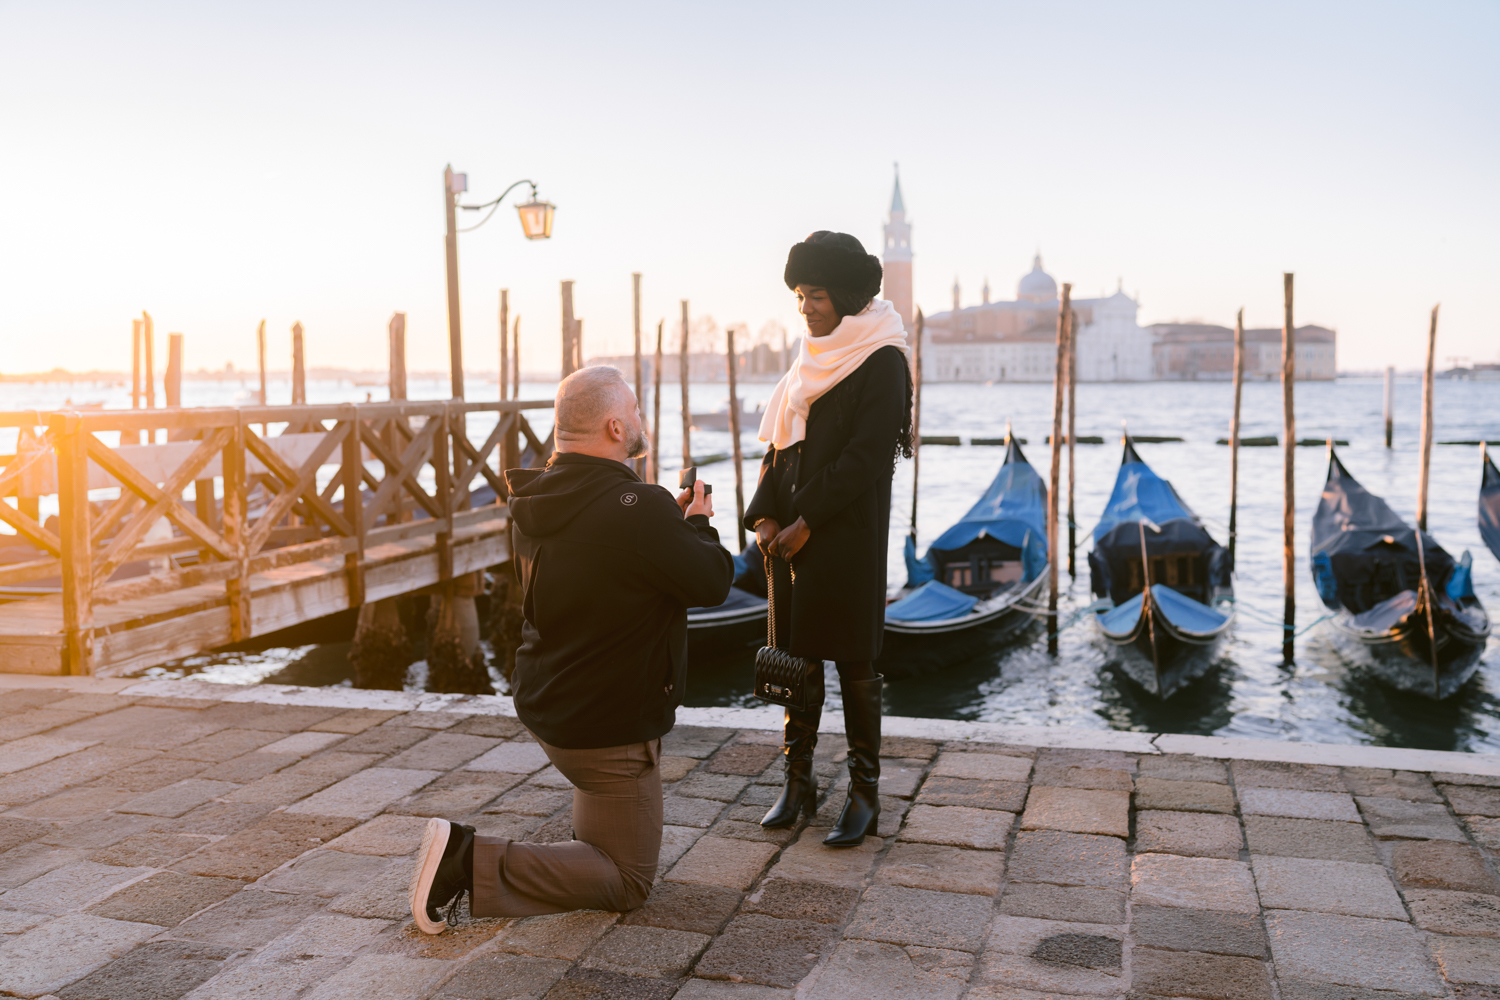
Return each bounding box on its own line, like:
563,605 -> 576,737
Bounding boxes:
758,298 -> 909,450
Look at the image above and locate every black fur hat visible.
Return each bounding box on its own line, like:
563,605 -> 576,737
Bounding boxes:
784,231 -> 883,315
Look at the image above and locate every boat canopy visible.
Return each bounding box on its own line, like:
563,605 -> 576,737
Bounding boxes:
1091,439 -> 1197,542
1098,583 -> 1230,637
1310,450 -> 1460,613
885,580 -> 979,622
905,437 -> 1048,587
1482,450 -> 1500,565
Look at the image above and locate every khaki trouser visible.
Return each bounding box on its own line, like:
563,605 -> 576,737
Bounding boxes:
471,735 -> 662,917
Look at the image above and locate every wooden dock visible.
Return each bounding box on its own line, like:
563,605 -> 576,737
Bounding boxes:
0,399 -> 552,676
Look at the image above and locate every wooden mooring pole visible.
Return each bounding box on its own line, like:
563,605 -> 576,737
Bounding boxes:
561,281 -> 577,380
1281,274 -> 1296,663
131,319 -> 142,411
652,319 -> 664,484
1066,307 -> 1077,579
633,273 -> 645,479
1384,365 -> 1395,448
143,311 -> 156,443
1047,284 -> 1071,655
166,334 -> 183,408
443,165 -> 464,400
726,326 -> 746,551
680,300 -> 691,468
512,317 -> 521,400
291,322 -> 306,406
256,320 -> 268,407
499,290 -> 509,402
1228,308 -> 1245,570
1417,305 -> 1439,531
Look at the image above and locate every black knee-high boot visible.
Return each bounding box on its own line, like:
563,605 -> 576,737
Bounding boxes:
824,674 -> 882,846
759,698 -> 822,828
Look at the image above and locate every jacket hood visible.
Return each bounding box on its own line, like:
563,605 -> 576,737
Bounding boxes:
505,453 -> 640,537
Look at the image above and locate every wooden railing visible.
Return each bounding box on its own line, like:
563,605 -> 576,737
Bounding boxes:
0,399 -> 553,674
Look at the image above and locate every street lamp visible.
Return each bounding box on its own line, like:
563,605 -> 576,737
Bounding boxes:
442,165 -> 556,400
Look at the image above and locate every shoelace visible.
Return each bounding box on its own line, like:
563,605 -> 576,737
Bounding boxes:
445,888 -> 469,927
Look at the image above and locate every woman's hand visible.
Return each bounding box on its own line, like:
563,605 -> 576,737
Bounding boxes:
770,517 -> 811,560
755,518 -> 782,552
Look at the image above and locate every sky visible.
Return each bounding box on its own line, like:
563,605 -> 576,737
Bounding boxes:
1,0 -> 1496,377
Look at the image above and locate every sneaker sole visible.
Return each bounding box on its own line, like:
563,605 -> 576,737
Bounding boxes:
409,817 -> 451,935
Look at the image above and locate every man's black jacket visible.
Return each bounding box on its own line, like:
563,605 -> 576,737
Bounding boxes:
505,452 -> 733,749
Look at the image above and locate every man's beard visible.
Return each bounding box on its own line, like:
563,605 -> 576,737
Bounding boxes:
626,426 -> 649,460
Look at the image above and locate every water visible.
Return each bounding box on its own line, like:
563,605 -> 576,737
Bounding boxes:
6,375 -> 1499,752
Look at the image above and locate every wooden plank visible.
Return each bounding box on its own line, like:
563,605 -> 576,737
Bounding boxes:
55,416 -> 94,675
0,497 -> 61,556
0,635 -> 64,675
244,423 -> 352,554
341,411 -> 365,608
434,410 -> 453,581
0,557 -> 60,587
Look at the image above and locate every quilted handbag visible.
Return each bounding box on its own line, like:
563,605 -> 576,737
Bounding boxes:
753,554 -> 824,711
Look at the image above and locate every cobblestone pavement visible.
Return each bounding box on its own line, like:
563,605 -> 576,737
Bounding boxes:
1,680 -> 1499,999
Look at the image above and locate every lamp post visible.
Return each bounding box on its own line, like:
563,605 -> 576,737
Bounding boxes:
442,165 -> 556,401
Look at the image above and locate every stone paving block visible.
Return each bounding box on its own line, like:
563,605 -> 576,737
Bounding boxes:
334,724 -> 431,756
168,728 -> 287,762
1132,947 -> 1274,1000
658,755 -> 700,783
257,913 -> 391,959
175,812 -> 358,880
545,967 -> 682,998
914,775 -> 1028,811
1251,855 -> 1406,918
813,790 -> 908,837
90,831 -> 205,868
38,812 -> 155,850
196,703 -> 342,733
324,814 -> 430,856
709,818 -> 799,846
446,714 -> 525,739
1131,903 -> 1268,957
464,741 -> 553,774
383,912 -> 510,960
802,938 -> 972,1000
0,913 -> 159,998
1389,838 -> 1500,894
382,732 -> 502,771
386,710 -> 468,730
1357,796 -> 1467,840
1138,753 -> 1229,783
432,954 -> 571,999
308,708 -> 403,734
45,692 -> 135,713
1404,888 -> 1500,937
1444,784 -> 1500,817
874,841 -> 1006,896
0,735 -> 96,776
283,751 -> 384,781
170,887 -> 327,947
0,706 -> 93,742
1430,934 -> 1500,986
169,800 -> 273,836
300,954 -> 453,1000
1020,786 -> 1129,837
8,784 -> 134,820
255,731 -> 347,757
260,849 -> 392,898
1243,815 -> 1378,862
1263,910 -> 1445,995
1231,759 -> 1344,791
223,771 -> 340,805
0,816 -> 52,854
1468,816 -> 1500,853
674,981 -> 793,999
675,771 -> 751,802
1435,771 -> 1500,787
766,826 -> 881,887
706,743 -> 782,776
998,882 -> 1126,924
695,912 -> 840,988
976,916 -> 1124,996
0,910 -> 47,935
490,784 -> 574,817
880,736 -> 940,760
56,938 -> 234,999
391,783 -> 514,818
1341,767 -> 1442,802
1008,830 -> 1128,888
0,844 -> 88,890
87,870 -> 241,926
1,860 -> 151,914
661,729 -> 732,759
743,877 -> 859,923
582,924 -> 711,978
117,777 -> 241,817
0,687 -> 73,712
664,793 -> 726,828
657,824 -> 703,872
1135,809 -> 1243,858
901,803 -> 1014,848
1031,764 -> 1133,792
623,881 -> 743,934
328,857 -> 416,919
1038,747 -> 1136,771
496,909 -> 619,960
0,745 -> 158,806
524,808 -> 575,843
1239,787 -> 1359,822
197,751 -> 297,783
1131,853 -> 1259,913
741,783 -> 781,805
52,705 -> 229,749
284,767 -> 440,819
666,835 -> 777,890
524,765 -> 573,790
845,884 -> 992,952
1134,776 -> 1237,814
932,751 -> 1033,783
875,761 -> 927,799
181,956 -> 348,999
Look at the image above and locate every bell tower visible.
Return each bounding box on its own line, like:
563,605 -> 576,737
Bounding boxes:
881,164 -> 913,332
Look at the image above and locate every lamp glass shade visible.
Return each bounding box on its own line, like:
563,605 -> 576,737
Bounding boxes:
516,200 -> 555,240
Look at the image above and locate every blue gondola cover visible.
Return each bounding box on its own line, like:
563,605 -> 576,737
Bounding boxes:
1482,451 -> 1500,565
886,580 -> 979,622
1099,584 -> 1230,636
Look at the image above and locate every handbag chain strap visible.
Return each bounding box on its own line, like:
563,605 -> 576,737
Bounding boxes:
764,553 -> 777,650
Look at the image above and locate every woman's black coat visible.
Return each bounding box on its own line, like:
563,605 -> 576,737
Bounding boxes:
744,345 -> 908,662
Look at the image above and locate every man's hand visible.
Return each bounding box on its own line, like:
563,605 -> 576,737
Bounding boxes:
678,480 -> 714,519
755,517 -> 781,552
770,517 -> 811,560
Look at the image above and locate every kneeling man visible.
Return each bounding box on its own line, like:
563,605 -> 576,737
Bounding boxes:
410,365 -> 732,931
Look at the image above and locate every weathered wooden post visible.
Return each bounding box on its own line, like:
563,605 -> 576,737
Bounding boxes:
131,319 -> 143,410
574,319 -> 585,373
633,273 -> 646,478
428,402 -> 494,694
223,415 -> 250,642
291,322 -> 306,405
1384,365 -> 1395,449
1066,308 -> 1077,578
680,301 -> 691,468
443,165 -> 465,400
166,333 -> 183,408
1228,308 -> 1245,570
55,413 -> 93,675
652,319 -> 664,484
1417,305 -> 1439,531
499,289 -> 509,402
143,311 -> 156,443
1047,285 -> 1071,655
1281,274 -> 1296,663
727,326 -> 746,551
256,320 -> 268,406
561,281 -> 577,379
512,317 -> 521,400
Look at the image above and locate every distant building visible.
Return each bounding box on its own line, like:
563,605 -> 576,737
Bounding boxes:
882,167 -> 914,333
922,257 -> 1153,382
1149,323 -> 1336,380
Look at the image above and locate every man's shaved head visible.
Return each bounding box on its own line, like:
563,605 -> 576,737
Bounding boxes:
554,366 -> 647,459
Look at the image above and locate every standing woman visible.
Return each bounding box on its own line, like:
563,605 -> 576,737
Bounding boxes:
746,231 -> 914,846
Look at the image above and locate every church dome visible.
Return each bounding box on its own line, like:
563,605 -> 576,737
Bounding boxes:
1017,255 -> 1057,303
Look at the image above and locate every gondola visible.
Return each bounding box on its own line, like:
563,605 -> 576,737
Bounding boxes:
687,541 -> 769,654
1312,447 -> 1490,699
1481,445 -> 1500,564
878,434 -> 1049,674
1089,434 -> 1233,698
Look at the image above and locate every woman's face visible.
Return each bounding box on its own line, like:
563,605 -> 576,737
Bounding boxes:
795,284 -> 841,338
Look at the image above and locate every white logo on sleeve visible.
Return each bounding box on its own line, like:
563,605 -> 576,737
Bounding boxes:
621,493 -> 638,506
